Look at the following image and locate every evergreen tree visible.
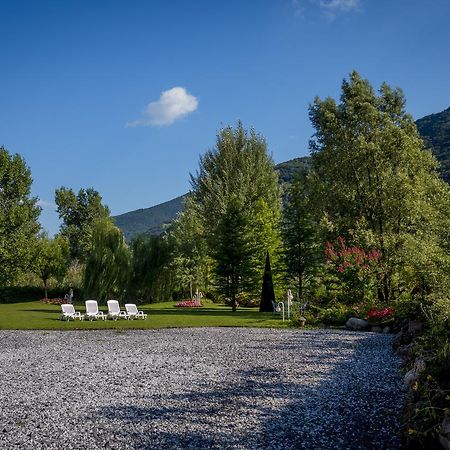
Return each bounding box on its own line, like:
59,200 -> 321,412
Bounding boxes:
281,174 -> 320,300
191,122 -> 282,311
0,147 -> 41,285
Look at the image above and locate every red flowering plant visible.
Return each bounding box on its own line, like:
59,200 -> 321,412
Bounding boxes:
174,299 -> 203,308
324,236 -> 382,305
366,306 -> 394,324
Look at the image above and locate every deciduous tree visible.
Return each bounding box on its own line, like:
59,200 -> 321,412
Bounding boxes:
0,147 -> 41,284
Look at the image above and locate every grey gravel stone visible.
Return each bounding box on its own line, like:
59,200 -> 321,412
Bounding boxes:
0,328 -> 402,449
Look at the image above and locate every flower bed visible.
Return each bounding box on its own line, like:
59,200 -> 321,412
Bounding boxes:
40,298 -> 68,305
174,299 -> 203,308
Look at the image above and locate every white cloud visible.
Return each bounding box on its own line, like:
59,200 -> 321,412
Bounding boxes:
319,0 -> 360,17
128,87 -> 199,127
37,199 -> 56,210
292,0 -> 360,20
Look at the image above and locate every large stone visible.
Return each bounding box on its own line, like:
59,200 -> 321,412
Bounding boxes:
346,317 -> 369,331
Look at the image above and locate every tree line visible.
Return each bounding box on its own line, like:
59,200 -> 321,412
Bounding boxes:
2,71 -> 450,313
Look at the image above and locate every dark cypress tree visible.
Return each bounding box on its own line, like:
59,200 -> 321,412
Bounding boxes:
260,251 -> 275,312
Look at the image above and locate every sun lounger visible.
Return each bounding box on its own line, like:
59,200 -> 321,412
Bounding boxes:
60,304 -> 84,321
85,300 -> 106,321
125,303 -> 147,320
107,300 -> 128,320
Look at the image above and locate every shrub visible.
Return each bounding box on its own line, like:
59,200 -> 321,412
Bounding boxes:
0,286 -> 82,304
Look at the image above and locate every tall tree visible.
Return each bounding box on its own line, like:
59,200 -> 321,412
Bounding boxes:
191,122 -> 282,311
128,234 -> 175,303
170,195 -> 209,298
281,174 -> 319,300
309,71 -> 450,302
55,187 -> 110,261
83,219 -> 130,301
0,147 -> 41,285
34,235 -> 71,298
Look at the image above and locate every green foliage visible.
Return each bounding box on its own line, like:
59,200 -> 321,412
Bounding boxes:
308,303 -> 356,326
0,286 -> 80,304
55,187 -> 110,261
281,174 -> 320,300
0,147 -> 41,285
191,122 -> 283,310
34,235 -> 71,298
128,234 -> 174,303
309,71 -> 450,303
170,196 -> 210,297
83,219 -> 130,301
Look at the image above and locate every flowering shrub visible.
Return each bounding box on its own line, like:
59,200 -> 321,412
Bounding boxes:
366,307 -> 394,322
174,299 -> 203,308
323,237 -> 382,305
40,298 -> 67,305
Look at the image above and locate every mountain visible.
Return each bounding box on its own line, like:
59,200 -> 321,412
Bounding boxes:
113,157 -> 310,240
416,106 -> 450,182
113,109 -> 450,239
114,195 -> 186,241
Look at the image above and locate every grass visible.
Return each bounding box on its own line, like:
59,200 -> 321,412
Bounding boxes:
0,300 -> 291,330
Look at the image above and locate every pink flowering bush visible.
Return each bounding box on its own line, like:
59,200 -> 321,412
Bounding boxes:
366,306 -> 394,323
323,237 -> 382,305
174,299 -> 203,308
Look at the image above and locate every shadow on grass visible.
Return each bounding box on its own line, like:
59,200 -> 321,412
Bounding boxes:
95,332 -> 402,450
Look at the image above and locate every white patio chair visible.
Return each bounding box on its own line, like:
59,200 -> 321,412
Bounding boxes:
125,303 -> 147,320
60,304 -> 83,321
107,300 -> 128,320
85,300 -> 106,321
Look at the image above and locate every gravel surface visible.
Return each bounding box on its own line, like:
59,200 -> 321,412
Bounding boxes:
0,328 -> 403,449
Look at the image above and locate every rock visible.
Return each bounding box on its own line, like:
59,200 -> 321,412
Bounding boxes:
403,358 -> 426,392
382,326 -> 390,333
371,326 -> 382,333
408,320 -> 423,334
346,317 -> 369,331
403,368 -> 418,392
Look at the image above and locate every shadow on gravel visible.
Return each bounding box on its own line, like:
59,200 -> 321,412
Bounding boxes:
97,332 -> 402,450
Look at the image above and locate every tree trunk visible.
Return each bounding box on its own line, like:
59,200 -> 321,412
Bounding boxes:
298,271 -> 303,301
43,278 -> 48,299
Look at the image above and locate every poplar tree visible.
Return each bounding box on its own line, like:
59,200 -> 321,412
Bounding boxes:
191,122 -> 282,311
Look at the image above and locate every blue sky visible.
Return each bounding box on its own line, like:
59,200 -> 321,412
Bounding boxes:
1,0 -> 449,235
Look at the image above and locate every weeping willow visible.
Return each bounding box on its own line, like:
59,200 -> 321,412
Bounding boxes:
83,219 -> 130,301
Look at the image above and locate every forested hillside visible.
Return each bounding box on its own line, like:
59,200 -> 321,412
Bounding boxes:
416,106 -> 450,182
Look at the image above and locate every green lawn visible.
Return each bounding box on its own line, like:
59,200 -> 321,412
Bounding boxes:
0,301 -> 291,330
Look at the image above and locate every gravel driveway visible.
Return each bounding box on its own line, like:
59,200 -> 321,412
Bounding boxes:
0,328 -> 402,449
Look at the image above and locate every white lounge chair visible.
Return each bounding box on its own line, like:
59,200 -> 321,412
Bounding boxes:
125,304 -> 147,320
107,300 -> 128,320
60,304 -> 84,321
85,300 -> 107,321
